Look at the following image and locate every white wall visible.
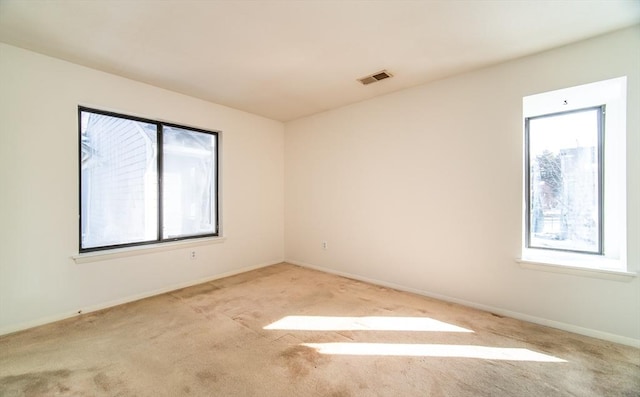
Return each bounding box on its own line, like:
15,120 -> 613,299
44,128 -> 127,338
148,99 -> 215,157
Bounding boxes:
0,44 -> 284,334
285,26 -> 640,344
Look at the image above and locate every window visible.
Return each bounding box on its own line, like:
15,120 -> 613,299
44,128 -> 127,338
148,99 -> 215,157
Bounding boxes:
525,106 -> 604,254
521,77 -> 627,272
79,107 -> 218,252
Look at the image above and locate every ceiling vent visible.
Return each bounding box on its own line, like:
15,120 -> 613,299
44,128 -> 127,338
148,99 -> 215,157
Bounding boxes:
358,70 -> 393,85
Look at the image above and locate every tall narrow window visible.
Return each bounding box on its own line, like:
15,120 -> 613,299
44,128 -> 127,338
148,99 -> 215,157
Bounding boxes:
79,107 -> 218,252
525,107 -> 604,254
521,76 -> 627,272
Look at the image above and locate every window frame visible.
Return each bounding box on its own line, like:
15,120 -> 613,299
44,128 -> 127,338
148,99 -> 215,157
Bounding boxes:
520,76 -> 630,275
78,106 -> 219,253
524,105 -> 605,256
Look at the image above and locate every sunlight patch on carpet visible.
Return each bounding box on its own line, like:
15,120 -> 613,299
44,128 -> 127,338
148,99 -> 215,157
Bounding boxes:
264,316 -> 473,332
302,343 -> 567,362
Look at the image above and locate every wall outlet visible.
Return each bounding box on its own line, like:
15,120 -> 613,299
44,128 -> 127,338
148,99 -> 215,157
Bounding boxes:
190,250 -> 196,260
322,241 -> 328,250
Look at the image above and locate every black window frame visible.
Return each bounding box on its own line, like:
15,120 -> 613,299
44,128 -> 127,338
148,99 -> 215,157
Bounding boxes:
524,105 -> 605,255
78,106 -> 219,253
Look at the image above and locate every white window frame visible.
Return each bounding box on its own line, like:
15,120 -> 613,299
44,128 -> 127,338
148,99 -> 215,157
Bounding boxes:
519,77 -> 633,278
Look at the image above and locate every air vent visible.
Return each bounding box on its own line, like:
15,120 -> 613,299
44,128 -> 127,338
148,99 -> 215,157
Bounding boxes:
358,70 -> 393,85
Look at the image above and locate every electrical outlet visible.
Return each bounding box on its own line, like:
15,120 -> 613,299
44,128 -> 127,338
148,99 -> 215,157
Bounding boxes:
322,241 -> 328,250
190,250 -> 196,260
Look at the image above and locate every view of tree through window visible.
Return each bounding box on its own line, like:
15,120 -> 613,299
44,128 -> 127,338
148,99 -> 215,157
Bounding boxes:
526,107 -> 603,254
79,107 -> 218,252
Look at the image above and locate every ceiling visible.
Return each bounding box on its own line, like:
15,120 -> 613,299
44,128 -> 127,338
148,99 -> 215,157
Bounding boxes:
1,1 -> 639,122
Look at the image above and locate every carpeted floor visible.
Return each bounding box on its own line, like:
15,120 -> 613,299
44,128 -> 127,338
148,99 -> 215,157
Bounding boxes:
1,263 -> 638,396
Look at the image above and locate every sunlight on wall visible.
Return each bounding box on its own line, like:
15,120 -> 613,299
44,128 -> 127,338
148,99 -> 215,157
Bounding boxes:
302,343 -> 567,362
264,316 -> 473,332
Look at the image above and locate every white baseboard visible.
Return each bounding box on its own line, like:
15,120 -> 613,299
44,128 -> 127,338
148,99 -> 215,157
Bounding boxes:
0,260 -> 280,337
287,259 -> 640,348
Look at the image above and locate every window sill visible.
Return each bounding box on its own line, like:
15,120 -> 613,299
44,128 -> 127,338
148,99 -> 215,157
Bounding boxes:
517,258 -> 636,281
72,236 -> 226,264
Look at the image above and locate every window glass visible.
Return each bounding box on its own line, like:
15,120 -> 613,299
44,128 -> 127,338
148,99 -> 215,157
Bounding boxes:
526,107 -> 602,254
80,112 -> 158,249
162,126 -> 217,239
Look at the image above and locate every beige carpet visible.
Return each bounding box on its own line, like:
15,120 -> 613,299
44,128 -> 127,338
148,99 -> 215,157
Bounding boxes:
1,263 -> 638,396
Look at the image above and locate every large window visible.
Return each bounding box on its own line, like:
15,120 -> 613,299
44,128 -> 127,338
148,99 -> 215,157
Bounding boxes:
79,107 -> 218,252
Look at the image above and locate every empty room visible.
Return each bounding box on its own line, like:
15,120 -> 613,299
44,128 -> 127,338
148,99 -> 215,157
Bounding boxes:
0,1 -> 639,396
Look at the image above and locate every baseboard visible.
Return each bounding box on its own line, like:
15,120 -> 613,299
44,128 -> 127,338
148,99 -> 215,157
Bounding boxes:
287,259 -> 640,348
0,260 -> 281,337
